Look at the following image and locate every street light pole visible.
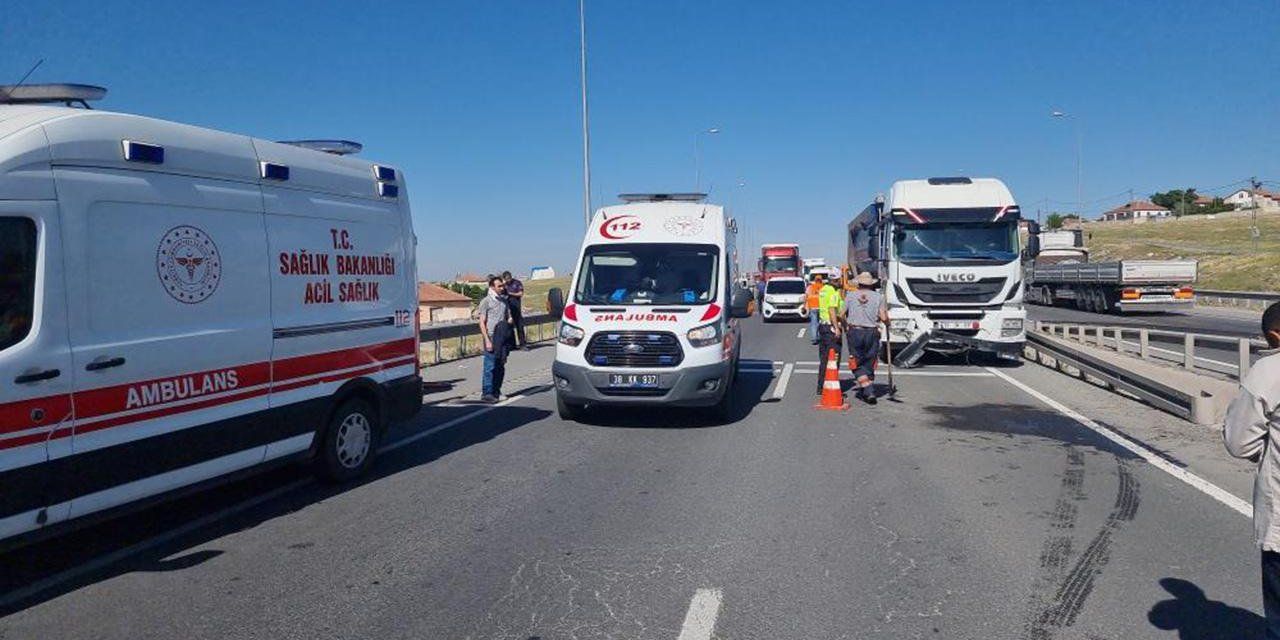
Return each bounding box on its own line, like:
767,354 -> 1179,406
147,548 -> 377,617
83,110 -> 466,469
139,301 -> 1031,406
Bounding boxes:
578,0 -> 592,228
694,127 -> 720,193
1051,111 -> 1082,219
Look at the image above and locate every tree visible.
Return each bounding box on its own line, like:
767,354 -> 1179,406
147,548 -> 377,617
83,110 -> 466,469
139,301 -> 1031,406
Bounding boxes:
1150,188 -> 1234,216
1045,213 -> 1066,230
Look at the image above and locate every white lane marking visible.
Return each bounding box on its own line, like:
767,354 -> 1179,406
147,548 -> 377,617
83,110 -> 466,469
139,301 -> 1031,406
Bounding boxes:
797,361 -> 819,366
676,588 -> 723,640
885,371 -> 994,377
795,369 -> 819,375
772,363 -> 795,400
796,328 -> 807,339
0,389 -> 542,609
986,367 -> 1252,518
382,387 -> 541,454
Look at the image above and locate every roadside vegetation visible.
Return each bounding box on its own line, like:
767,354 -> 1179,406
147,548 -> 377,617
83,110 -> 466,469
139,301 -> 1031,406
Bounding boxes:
1081,213 -> 1280,291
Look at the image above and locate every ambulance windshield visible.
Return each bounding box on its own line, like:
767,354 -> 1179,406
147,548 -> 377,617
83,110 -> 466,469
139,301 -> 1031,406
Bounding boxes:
574,243 -> 720,305
0,218 -> 37,352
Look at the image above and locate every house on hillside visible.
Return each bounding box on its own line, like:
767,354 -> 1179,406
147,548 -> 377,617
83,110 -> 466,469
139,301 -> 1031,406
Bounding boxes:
1100,201 -> 1171,222
453,272 -> 488,287
418,282 -> 473,324
1193,194 -> 1215,209
1224,188 -> 1280,212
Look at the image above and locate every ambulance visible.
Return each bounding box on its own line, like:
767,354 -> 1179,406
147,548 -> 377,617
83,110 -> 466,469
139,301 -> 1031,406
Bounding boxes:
550,193 -> 754,422
0,85 -> 421,547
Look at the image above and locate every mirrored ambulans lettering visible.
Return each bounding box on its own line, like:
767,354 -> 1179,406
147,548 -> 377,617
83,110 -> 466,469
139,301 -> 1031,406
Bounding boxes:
125,369 -> 241,409
279,227 -> 396,305
592,313 -> 678,322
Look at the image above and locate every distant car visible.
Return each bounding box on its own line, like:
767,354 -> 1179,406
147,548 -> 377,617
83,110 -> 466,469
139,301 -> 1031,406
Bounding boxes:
761,276 -> 807,322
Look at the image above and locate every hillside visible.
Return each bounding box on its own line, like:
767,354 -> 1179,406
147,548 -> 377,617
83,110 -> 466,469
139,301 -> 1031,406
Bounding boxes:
1080,213 -> 1280,291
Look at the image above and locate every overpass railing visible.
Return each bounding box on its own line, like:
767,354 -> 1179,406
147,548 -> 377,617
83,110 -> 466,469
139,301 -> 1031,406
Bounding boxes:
1034,321 -> 1268,381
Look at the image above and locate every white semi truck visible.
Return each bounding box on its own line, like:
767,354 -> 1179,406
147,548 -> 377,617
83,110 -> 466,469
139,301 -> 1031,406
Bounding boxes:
848,177 -> 1026,363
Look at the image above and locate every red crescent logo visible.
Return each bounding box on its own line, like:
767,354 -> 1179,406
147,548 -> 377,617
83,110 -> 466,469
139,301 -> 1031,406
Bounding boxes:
600,215 -> 641,240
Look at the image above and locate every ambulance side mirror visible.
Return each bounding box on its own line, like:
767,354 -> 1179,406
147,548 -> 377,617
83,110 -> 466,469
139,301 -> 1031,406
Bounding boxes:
547,288 -> 565,320
729,287 -> 753,318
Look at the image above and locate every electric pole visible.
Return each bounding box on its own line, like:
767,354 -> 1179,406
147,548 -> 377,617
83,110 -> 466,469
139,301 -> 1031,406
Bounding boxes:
1251,176 -> 1262,252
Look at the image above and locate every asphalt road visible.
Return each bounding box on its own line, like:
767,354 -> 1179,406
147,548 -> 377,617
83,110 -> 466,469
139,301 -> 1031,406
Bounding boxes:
0,317 -> 1266,639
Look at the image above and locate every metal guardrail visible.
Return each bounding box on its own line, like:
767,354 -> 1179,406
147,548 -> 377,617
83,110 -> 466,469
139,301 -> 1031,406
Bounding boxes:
1034,321 -> 1267,381
1195,289 -> 1280,312
1024,331 -> 1200,422
418,313 -> 558,364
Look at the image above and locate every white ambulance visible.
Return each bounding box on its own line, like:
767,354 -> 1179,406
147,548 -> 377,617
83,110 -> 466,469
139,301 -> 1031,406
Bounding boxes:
0,85 -> 421,547
550,194 -> 754,422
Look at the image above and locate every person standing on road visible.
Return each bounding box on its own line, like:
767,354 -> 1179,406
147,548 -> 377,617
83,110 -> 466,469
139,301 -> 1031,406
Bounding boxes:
478,275 -> 512,403
815,276 -> 844,396
806,275 -> 824,345
843,272 -> 889,405
502,271 -> 528,350
1224,301 -> 1280,636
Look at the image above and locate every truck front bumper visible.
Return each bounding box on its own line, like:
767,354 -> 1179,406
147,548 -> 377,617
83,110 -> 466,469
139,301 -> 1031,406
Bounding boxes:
552,359 -> 734,407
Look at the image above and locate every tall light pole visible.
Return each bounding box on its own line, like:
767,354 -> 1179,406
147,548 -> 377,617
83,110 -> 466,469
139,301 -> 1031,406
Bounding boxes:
1051,111 -> 1082,219
693,127 -> 720,193
578,0 -> 592,227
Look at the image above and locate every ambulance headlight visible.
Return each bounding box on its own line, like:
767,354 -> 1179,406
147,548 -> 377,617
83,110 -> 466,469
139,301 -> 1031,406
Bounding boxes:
686,323 -> 721,348
558,323 -> 585,347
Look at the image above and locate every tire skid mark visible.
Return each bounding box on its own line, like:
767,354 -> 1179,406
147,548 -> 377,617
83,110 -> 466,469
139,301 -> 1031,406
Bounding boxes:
1023,448 -> 1087,640
1025,456 -> 1141,638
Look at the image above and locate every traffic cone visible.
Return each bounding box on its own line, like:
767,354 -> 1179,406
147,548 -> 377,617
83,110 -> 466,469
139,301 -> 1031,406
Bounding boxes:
816,348 -> 850,411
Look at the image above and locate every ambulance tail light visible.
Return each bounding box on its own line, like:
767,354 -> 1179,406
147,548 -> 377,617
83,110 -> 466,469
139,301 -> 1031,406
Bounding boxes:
414,307 -> 423,374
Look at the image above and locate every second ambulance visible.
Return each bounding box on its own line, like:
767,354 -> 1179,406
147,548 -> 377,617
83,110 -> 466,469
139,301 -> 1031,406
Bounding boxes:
551,194 -> 753,422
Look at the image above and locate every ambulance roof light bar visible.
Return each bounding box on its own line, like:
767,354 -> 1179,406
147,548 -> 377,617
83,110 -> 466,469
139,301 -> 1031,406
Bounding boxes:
277,139 -> 364,156
0,83 -> 107,109
617,192 -> 707,203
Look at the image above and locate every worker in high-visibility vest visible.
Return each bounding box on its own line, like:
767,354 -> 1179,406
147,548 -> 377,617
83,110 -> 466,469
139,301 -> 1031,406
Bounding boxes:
805,275 -> 825,345
815,278 -> 845,396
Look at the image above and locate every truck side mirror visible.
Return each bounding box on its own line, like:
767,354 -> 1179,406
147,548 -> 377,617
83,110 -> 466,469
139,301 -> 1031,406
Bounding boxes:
1025,234 -> 1040,259
729,287 -> 754,318
547,287 -> 565,319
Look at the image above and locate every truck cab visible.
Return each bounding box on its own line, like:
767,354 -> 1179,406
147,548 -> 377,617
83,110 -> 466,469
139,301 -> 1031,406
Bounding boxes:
849,177 -> 1026,360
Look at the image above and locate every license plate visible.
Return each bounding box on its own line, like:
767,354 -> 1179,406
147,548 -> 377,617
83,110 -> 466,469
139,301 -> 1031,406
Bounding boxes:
609,374 -> 659,388
936,320 -> 975,330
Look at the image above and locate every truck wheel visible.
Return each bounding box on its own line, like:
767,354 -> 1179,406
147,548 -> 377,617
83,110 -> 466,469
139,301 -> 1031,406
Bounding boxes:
556,392 -> 584,421
317,398 -> 379,482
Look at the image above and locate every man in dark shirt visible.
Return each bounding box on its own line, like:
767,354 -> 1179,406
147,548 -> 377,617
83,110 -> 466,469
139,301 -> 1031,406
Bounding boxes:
502,271 -> 528,350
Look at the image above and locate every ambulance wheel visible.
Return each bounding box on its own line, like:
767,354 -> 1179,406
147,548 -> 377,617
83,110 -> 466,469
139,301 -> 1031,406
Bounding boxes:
317,398 -> 379,482
557,392 -> 584,421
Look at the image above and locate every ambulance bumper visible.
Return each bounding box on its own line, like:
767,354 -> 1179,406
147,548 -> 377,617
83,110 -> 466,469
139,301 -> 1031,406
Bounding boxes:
552,359 -> 733,407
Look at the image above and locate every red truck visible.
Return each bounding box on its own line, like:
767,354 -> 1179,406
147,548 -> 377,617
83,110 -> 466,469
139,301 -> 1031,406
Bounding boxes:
758,243 -> 801,283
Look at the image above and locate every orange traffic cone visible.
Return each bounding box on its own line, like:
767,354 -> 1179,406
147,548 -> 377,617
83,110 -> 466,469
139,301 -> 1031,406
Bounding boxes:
816,348 -> 850,411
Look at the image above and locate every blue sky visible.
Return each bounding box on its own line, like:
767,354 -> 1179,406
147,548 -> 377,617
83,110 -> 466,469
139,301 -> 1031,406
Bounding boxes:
7,0 -> 1279,279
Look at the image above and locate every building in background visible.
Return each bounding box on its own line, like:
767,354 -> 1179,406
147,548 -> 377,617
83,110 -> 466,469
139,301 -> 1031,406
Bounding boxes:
1224,188 -> 1280,212
453,272 -> 488,287
529,266 -> 556,280
418,282 -> 473,324
1101,201 -> 1171,222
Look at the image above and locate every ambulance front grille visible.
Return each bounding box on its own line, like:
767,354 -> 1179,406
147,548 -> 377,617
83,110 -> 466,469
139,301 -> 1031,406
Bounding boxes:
583,331 -> 683,368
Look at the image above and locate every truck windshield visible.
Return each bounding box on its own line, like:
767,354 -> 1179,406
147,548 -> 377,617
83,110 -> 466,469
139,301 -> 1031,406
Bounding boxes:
761,256 -> 799,273
0,218 -> 37,352
894,222 -> 1019,264
766,280 -> 806,294
574,243 -> 720,305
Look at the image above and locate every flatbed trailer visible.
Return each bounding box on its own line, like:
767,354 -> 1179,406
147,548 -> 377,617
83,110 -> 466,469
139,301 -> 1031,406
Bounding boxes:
1025,259 -> 1198,313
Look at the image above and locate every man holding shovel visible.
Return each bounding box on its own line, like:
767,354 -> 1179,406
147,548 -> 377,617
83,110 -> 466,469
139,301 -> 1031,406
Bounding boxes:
843,272 -> 889,404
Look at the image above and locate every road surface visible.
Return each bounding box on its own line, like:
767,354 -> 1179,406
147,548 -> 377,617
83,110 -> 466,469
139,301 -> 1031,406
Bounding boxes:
0,316 -> 1266,639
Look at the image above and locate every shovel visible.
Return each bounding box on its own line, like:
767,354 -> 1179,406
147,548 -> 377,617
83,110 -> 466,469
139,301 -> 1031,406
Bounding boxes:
883,331 -> 901,402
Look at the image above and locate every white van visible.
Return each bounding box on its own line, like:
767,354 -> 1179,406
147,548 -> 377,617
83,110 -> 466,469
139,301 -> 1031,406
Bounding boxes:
0,87 -> 421,547
760,276 -> 807,322
550,194 -> 753,421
